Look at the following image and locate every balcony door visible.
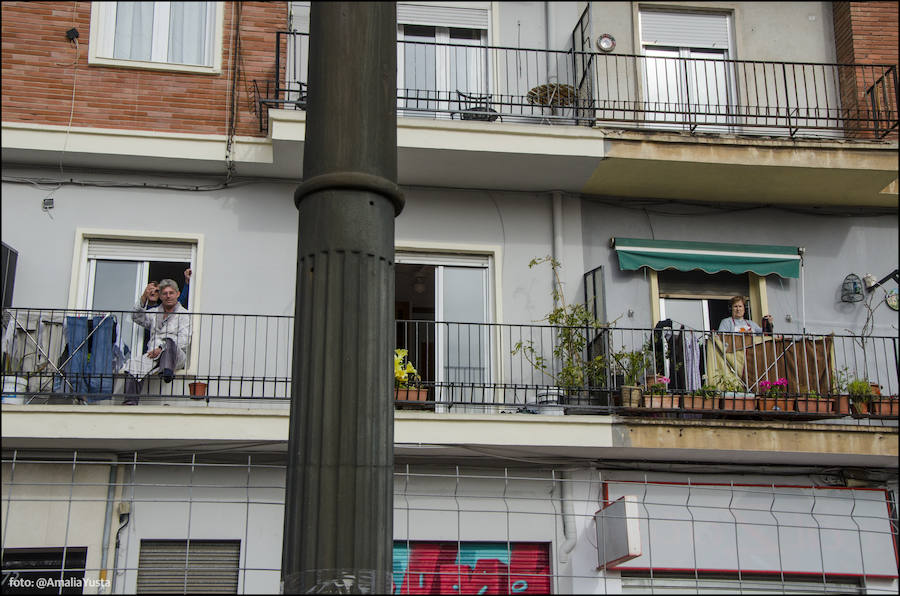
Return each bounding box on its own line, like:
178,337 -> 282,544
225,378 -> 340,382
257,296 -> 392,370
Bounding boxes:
640,9 -> 735,133
77,237 -> 194,361
395,254 -> 492,410
396,3 -> 490,118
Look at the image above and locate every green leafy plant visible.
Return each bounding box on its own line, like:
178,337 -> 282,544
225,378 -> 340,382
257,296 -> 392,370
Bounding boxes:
847,378 -> 873,402
394,348 -> 420,389
512,257 -> 608,390
831,366 -> 851,395
712,373 -> 746,393
610,347 -> 652,387
694,384 -> 719,399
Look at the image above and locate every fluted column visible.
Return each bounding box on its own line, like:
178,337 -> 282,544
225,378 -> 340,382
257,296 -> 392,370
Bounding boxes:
282,3 -> 401,593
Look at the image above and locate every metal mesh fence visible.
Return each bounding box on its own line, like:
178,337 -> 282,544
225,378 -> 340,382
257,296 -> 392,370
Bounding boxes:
2,452 -> 897,594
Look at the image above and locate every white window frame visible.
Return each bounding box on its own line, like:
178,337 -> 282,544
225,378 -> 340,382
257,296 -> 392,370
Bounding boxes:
636,7 -> 737,133
68,229 -> 204,375
396,247 -> 499,410
89,2 -> 225,74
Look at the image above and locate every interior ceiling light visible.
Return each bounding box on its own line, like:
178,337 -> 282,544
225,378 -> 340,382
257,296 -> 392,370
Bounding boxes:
414,276 -> 426,294
597,33 -> 616,52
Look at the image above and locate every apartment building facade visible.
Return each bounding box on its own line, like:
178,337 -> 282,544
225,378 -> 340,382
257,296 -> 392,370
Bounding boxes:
2,1 -> 898,593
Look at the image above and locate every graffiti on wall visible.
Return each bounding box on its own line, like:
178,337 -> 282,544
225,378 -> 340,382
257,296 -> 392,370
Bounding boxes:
392,541 -> 551,595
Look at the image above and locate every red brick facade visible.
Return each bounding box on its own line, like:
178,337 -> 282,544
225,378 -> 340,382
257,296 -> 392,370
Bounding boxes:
1,1 -> 287,138
833,1 -> 899,138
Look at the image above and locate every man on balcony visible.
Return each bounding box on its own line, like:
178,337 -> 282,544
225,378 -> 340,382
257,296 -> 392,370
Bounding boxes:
122,279 -> 192,405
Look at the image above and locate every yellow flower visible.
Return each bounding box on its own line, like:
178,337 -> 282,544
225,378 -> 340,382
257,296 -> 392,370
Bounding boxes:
394,348 -> 419,387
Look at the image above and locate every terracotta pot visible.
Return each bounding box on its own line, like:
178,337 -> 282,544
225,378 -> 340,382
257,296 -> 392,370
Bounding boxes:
188,382 -> 207,397
868,398 -> 899,417
642,395 -> 678,409
683,395 -> 719,410
795,397 -> 834,414
721,396 -> 757,411
832,395 -> 851,415
758,397 -> 795,412
395,388 -> 428,402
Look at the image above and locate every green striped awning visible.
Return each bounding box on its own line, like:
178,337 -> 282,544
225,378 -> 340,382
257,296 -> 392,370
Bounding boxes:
612,237 -> 802,278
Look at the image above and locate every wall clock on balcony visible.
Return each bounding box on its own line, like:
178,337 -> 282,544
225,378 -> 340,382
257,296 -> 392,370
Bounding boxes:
885,289 -> 899,311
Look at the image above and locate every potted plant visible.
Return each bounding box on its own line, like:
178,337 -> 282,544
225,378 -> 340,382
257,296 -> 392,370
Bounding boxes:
795,390 -> 834,414
847,378 -> 873,415
849,379 -> 897,416
612,347 -> 652,408
715,374 -> 757,411
829,366 -> 852,415
394,348 -> 426,405
683,384 -> 720,411
512,257 -> 609,411
757,377 -> 794,412
642,375 -> 677,409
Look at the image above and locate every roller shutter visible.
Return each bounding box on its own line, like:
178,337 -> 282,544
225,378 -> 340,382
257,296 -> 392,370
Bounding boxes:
136,539 -> 241,594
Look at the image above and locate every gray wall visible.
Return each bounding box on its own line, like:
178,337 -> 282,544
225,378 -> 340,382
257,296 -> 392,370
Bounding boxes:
3,167 -> 896,339
588,2 -> 836,63
580,198 -> 899,338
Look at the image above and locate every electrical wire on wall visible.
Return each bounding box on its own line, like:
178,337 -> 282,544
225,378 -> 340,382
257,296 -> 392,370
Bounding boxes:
224,2 -> 243,186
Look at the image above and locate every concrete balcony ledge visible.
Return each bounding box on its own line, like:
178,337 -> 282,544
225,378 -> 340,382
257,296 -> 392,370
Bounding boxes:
2,405 -> 895,468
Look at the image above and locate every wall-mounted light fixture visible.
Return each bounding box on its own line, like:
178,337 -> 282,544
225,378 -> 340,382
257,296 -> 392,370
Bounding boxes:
597,33 -> 616,52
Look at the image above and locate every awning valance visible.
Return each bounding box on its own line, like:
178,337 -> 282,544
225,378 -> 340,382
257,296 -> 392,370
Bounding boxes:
612,237 -> 802,278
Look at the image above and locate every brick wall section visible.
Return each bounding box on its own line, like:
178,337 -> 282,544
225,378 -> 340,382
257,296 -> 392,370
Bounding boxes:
832,2 -> 898,139
0,1 -> 288,138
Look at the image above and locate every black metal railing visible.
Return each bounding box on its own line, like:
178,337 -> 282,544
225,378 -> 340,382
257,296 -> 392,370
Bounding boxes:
2,308 -> 897,422
255,32 -> 898,138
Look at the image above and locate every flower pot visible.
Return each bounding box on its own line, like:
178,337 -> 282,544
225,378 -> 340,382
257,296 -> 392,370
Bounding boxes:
683,395 -> 719,411
188,382 -> 208,397
795,397 -> 834,414
832,395 -> 851,415
642,394 -> 678,409
535,388 -> 566,415
721,396 -> 757,411
395,388 -> 428,403
620,385 -> 642,408
867,398 -> 899,417
758,397 -> 795,412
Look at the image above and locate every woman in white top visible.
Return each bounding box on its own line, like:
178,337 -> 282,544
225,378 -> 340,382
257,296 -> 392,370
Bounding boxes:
717,295 -> 773,333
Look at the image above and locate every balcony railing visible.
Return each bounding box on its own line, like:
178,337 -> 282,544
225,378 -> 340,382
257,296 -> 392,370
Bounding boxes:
253,31 -> 899,139
2,308 -> 897,424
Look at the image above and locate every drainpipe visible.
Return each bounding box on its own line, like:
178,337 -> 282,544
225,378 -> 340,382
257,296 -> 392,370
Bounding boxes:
551,191 -> 564,293
99,461 -> 117,592
545,2 -> 557,82
799,247 -> 806,333
558,470 -> 577,563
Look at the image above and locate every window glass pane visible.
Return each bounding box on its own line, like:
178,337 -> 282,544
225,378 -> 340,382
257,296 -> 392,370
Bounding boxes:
92,259 -> 142,359
168,1 -> 209,65
114,1 -> 154,61
92,260 -> 141,311
403,25 -> 437,109
442,267 -> 488,390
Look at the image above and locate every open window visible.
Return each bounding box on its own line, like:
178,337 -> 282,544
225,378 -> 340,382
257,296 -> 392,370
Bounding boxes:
395,253 -> 492,409
71,231 -> 202,372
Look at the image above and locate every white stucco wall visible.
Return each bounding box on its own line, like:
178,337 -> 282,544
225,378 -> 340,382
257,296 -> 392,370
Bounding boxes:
580,199 -> 899,338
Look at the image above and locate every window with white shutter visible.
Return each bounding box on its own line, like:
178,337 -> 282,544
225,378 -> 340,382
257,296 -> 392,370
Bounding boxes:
136,539 -> 241,594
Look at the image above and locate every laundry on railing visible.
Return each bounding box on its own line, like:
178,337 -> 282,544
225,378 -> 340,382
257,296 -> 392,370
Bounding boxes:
53,314 -> 122,400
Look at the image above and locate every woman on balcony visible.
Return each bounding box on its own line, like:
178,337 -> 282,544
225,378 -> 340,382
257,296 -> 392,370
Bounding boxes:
717,295 -> 773,333
122,279 -> 192,405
